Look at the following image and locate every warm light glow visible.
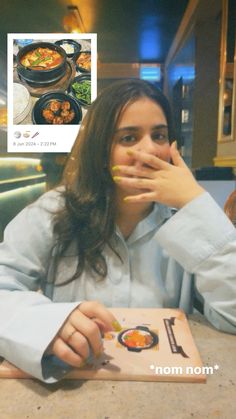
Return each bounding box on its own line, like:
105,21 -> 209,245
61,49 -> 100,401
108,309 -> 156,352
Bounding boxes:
63,12 -> 81,32
0,183 -> 46,200
0,107 -> 7,126
71,29 -> 82,33
0,157 -> 41,166
60,0 -> 95,32
63,4 -> 86,33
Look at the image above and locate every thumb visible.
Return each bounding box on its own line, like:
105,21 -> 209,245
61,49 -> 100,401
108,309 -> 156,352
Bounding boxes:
170,141 -> 187,168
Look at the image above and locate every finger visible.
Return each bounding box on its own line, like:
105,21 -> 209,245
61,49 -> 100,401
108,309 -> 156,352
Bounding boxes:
70,310 -> 104,357
124,192 -> 156,203
112,164 -> 155,179
78,301 -> 122,332
50,337 -> 85,368
64,330 -> 91,359
59,323 -> 77,342
113,175 -> 154,190
170,141 -> 188,168
126,149 -> 171,171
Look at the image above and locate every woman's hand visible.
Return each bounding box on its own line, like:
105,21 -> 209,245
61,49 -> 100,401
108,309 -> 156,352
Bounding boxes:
46,301 -> 121,368
113,142 -> 205,209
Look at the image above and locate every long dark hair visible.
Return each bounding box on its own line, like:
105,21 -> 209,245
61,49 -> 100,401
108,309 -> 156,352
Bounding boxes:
53,79 -> 175,285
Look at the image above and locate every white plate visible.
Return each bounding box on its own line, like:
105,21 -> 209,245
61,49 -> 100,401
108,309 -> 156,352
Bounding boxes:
13,83 -> 32,124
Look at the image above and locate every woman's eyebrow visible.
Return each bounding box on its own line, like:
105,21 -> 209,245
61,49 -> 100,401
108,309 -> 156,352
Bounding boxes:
152,124 -> 168,130
115,124 -> 168,133
114,126 -> 139,133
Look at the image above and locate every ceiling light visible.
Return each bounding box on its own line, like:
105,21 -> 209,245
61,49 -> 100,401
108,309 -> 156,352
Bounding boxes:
63,5 -> 86,33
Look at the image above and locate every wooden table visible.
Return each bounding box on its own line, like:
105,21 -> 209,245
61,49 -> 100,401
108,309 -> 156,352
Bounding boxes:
0,314 -> 235,419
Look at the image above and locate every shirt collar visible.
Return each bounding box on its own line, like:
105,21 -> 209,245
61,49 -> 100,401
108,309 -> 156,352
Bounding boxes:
115,203 -> 172,245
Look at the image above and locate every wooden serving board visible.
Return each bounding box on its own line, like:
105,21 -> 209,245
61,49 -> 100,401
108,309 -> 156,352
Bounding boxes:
0,309 -> 206,383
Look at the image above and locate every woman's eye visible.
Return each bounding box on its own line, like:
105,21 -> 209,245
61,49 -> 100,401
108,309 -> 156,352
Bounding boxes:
152,132 -> 168,142
120,135 -> 137,144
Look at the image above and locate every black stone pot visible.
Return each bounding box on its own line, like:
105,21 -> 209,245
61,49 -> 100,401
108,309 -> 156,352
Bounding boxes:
32,92 -> 82,125
16,42 -> 67,87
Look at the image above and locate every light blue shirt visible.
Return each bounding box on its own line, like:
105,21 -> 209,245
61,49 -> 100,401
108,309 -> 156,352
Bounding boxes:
0,189 -> 236,382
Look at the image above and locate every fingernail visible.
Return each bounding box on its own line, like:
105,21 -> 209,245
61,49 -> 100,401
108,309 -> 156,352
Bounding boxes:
173,140 -> 177,149
79,360 -> 86,368
112,320 -> 122,332
113,176 -> 122,183
123,197 -> 131,202
95,351 -> 103,359
127,149 -> 133,156
112,165 -> 120,172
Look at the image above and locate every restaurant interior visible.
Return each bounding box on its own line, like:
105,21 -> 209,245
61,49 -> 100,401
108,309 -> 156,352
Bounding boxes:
0,0 -> 236,240
0,3 -> 236,417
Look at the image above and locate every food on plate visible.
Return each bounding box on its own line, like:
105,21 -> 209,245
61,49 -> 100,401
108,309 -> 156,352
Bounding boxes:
61,101 -> 71,111
42,109 -> 54,123
63,110 -> 75,123
72,79 -> 91,104
121,329 -> 153,349
61,43 -> 74,54
76,52 -> 91,71
20,47 -> 63,70
52,116 -> 64,125
42,100 -> 75,124
49,100 -> 61,112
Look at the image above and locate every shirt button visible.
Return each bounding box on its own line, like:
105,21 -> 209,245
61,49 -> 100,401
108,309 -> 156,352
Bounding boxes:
109,271 -> 122,284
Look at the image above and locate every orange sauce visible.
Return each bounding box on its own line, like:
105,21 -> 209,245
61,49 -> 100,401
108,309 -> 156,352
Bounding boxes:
20,47 -> 63,70
123,330 -> 153,348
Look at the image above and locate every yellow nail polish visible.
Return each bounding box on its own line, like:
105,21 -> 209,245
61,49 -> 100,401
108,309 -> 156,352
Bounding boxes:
79,360 -> 86,368
112,320 -> 122,332
113,176 -> 122,182
112,165 -> 120,171
127,149 -> 133,156
95,351 -> 103,359
123,197 -> 131,202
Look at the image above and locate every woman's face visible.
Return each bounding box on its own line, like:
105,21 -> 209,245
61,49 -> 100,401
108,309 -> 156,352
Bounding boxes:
110,97 -> 171,196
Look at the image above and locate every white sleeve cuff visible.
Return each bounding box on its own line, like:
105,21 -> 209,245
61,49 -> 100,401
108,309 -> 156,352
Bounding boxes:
156,192 -> 236,272
0,299 -> 80,382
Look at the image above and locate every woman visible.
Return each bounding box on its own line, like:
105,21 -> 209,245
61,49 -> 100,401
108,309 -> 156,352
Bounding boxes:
0,79 -> 235,383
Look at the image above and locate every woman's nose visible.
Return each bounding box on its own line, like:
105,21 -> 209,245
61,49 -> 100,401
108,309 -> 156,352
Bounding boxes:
136,135 -> 157,154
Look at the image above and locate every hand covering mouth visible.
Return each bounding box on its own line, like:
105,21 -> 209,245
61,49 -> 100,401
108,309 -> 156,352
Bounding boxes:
126,162 -> 153,178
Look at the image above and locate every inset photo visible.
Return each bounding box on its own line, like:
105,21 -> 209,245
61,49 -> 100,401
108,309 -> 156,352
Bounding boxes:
7,33 -> 97,152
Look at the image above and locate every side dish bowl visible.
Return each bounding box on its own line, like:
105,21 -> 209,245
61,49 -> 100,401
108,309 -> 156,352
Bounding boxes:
73,50 -> 91,73
69,74 -> 91,108
32,92 -> 82,125
54,39 -> 81,58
